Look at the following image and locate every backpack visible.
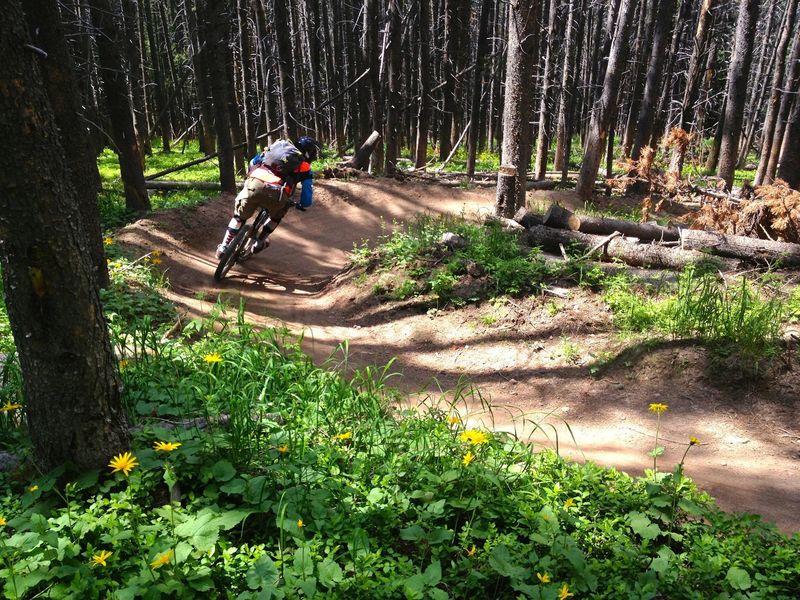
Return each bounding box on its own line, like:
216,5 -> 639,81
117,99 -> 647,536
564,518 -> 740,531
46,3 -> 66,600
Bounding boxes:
261,140 -> 303,179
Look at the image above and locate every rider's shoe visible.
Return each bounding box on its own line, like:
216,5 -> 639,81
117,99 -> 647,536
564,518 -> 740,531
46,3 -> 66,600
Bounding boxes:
215,243 -> 228,259
252,237 -> 271,254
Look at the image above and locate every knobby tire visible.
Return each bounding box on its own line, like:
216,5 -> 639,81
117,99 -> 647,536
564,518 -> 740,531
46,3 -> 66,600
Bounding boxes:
213,224 -> 252,281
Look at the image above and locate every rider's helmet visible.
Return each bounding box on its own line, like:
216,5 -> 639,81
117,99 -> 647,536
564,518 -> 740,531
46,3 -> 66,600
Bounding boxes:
296,136 -> 322,162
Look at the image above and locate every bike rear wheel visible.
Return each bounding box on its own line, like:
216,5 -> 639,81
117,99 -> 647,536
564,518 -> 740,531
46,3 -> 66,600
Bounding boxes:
213,224 -> 252,281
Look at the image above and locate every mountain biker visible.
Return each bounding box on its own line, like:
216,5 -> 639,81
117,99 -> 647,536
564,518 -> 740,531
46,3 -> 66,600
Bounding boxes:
215,136 -> 321,259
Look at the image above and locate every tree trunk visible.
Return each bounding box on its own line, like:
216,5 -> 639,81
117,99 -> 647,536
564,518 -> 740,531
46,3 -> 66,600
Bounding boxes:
414,0 -> 433,168
198,0 -> 237,192
630,0 -> 677,161
763,27 -> 800,184
273,0 -> 298,140
754,0 -> 800,185
679,228 -> 800,266
122,0 -> 150,163
466,0 -> 492,177
717,0 -> 761,190
143,0 -> 172,151
533,0 -> 560,180
0,2 -> 130,470
184,0 -> 216,154
24,0 -> 109,288
777,87 -> 800,189
89,0 -> 150,212
495,0 -> 539,218
345,130 -> 382,169
384,0 -> 403,174
523,226 -> 733,270
554,0 -> 579,176
575,0 -> 635,198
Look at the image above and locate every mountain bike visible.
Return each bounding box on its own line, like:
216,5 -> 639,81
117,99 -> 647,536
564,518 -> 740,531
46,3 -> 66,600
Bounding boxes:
213,199 -> 299,281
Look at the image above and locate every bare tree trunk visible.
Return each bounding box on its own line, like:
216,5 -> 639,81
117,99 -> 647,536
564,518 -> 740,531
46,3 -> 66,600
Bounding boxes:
670,0 -> 715,176
1,1 -> 130,471
630,0 -> 677,161
717,0 -> 761,190
273,0 -> 298,139
364,0 -> 384,174
185,0 -> 216,153
415,0 -> 433,168
754,0 -> 800,185
533,0 -> 560,180
763,28 -> 800,184
384,0 -> 403,174
576,0 -> 635,198
198,0 -> 236,192
554,0 -> 579,176
122,0 -> 150,163
778,83 -> 800,189
466,0 -> 493,177
495,0 -> 539,218
143,0 -> 172,151
24,0 -> 109,288
89,0 -> 150,212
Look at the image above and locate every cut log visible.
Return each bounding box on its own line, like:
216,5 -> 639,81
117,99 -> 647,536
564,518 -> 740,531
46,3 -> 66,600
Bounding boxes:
513,206 -> 544,228
679,228 -> 800,266
543,204 -> 680,241
343,130 -> 381,170
522,225 -> 735,270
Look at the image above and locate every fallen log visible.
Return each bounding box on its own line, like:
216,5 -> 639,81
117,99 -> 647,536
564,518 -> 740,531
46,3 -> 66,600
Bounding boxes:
522,225 -> 735,270
144,180 -> 232,191
679,228 -> 800,267
343,130 -> 381,170
513,206 -> 544,228
543,204 -> 680,241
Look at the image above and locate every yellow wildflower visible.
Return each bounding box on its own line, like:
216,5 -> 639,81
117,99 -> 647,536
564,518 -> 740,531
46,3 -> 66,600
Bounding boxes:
150,258 -> 162,265
558,583 -> 574,599
297,519 -> 304,528
118,359 -> 129,371
151,250 -> 162,257
458,429 -> 490,445
0,401 -> 22,412
28,485 -> 38,493
153,441 -> 182,452
203,352 -> 223,364
108,452 -> 138,477
91,550 -> 112,568
0,515 -> 6,527
447,415 -> 461,426
689,436 -> 700,446
103,237 -> 113,246
150,549 -> 173,569
277,444 -> 289,454
462,451 -> 475,466
649,403 -> 668,414
537,572 -> 551,583
333,432 -> 353,441
563,498 -> 574,509
466,544 -> 476,557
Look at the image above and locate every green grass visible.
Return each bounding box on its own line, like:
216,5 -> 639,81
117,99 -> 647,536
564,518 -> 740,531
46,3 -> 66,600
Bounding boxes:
353,214 -> 555,303
603,268 -> 786,371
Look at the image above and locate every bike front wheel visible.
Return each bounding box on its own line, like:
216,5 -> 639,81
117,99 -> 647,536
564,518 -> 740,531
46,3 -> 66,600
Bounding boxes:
213,224 -> 252,281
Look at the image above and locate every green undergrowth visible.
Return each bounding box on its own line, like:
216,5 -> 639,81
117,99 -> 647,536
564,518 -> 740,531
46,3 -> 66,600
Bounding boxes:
1,235 -> 799,597
604,268 -> 787,371
356,215 -> 793,373
2,313 -> 799,598
98,140 -> 218,230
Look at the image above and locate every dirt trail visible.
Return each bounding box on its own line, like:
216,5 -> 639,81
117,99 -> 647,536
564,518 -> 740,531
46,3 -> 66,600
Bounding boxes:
118,178 -> 800,534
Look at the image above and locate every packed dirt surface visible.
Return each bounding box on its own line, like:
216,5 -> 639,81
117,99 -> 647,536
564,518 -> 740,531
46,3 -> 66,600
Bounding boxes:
117,177 -> 800,534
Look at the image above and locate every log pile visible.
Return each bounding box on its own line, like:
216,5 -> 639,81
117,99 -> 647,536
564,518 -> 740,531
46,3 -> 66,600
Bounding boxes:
513,204 -> 800,271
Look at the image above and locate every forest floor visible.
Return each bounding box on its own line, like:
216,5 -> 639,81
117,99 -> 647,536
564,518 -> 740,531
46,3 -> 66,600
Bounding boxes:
116,176 -> 800,535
